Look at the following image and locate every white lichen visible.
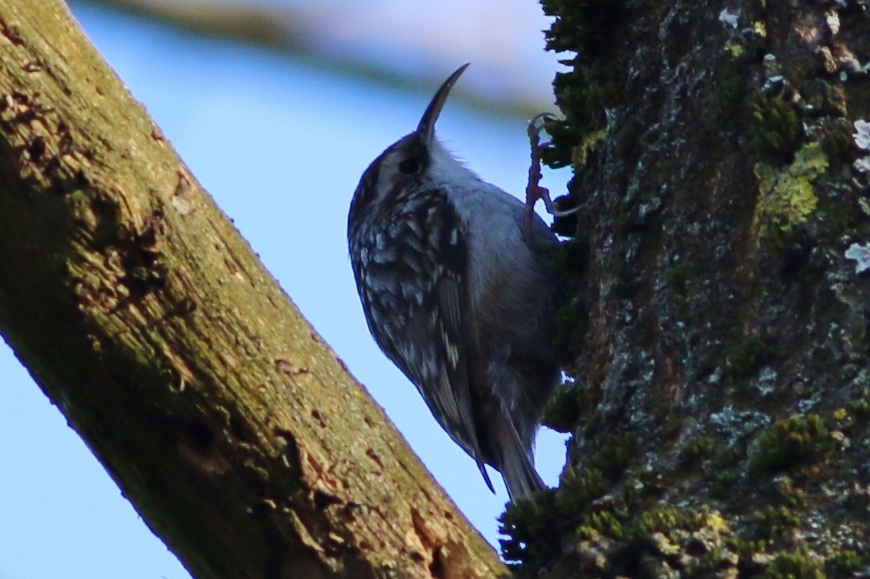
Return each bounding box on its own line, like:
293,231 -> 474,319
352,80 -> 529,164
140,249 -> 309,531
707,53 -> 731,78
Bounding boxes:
826,10 -> 840,35
853,157 -> 870,173
719,9 -> 739,29
845,243 -> 870,273
854,120 -> 870,150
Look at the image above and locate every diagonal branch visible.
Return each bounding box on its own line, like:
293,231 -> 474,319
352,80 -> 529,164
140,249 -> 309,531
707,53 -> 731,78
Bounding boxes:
0,1 -> 509,577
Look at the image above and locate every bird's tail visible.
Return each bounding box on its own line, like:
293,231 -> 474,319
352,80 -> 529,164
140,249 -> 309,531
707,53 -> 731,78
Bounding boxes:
498,419 -> 545,501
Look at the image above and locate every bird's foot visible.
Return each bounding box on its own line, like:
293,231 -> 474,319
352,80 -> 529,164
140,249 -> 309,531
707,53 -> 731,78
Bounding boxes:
524,113 -> 581,238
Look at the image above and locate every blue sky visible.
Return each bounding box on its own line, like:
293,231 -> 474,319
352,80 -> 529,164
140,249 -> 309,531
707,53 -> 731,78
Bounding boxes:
0,3 -> 569,577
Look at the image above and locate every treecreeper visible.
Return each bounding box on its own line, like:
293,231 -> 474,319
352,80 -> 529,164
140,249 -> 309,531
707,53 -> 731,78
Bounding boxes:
347,64 -> 562,501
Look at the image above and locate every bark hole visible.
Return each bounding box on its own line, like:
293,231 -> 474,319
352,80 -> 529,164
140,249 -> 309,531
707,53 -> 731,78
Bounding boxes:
313,490 -> 341,510
429,546 -> 445,579
229,413 -> 253,443
180,421 -> 215,456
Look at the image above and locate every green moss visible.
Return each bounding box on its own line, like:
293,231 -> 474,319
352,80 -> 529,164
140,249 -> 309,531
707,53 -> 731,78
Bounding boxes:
555,467 -> 606,514
749,92 -> 801,164
587,432 -> 639,481
761,552 -> 826,579
828,550 -> 863,575
728,536 -> 770,562
819,118 -> 853,164
716,443 -> 745,467
541,384 -> 581,433
635,506 -> 682,536
818,196 -> 859,233
574,508 -> 624,541
726,336 -> 775,378
498,491 -> 561,568
750,414 -> 835,474
551,241 -> 589,360
593,509 -> 737,574
850,391 -> 870,420
753,505 -> 801,541
545,66 -> 623,166
573,126 -> 609,169
553,297 -> 588,366
632,506 -> 704,539
500,466 -> 607,568
773,475 -> 807,508
541,0 -> 625,58
715,61 -> 748,115
540,0 -> 628,164
539,114 -> 577,169
554,237 -> 589,275
710,471 -> 738,499
680,435 -> 718,467
753,142 -> 828,240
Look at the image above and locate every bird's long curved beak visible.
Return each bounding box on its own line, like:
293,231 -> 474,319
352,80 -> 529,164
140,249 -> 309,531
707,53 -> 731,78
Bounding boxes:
416,63 -> 469,146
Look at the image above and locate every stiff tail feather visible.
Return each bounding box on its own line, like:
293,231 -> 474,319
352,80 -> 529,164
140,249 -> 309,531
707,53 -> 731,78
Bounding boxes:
498,419 -> 545,501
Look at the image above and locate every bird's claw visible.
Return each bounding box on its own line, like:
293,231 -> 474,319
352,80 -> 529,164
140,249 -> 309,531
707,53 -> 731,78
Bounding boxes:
527,112 -> 558,141
524,113 -> 580,239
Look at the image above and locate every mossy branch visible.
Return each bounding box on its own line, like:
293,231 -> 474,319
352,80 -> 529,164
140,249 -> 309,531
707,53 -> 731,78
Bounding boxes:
0,1 -> 508,578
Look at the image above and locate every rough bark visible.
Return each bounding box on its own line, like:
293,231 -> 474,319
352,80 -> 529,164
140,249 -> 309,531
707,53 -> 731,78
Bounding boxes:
498,1 -> 870,578
0,1 -> 509,578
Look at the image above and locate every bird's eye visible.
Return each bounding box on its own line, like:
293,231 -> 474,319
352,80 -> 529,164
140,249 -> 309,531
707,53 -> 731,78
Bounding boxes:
398,157 -> 421,175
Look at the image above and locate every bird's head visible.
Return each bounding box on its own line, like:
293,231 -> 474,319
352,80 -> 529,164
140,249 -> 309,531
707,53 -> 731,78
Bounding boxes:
348,64 -> 471,227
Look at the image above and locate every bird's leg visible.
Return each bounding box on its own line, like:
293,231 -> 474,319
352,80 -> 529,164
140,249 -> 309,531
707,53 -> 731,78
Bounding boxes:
524,113 -> 581,238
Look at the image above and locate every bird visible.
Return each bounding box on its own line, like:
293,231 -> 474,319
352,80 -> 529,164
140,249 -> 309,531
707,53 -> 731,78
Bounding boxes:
347,64 -> 559,501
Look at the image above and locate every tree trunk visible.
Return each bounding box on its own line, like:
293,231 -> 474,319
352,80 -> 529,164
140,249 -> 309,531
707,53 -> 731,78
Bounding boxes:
498,0 -> 870,577
0,1 -> 509,578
